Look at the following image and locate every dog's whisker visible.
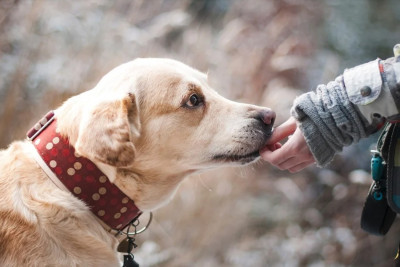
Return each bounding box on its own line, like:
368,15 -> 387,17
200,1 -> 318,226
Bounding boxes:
198,176 -> 213,192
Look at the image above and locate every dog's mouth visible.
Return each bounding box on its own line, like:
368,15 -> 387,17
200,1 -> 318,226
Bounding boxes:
212,150 -> 261,164
210,119 -> 274,165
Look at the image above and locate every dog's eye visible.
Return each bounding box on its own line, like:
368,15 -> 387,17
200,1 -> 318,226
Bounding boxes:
186,94 -> 202,108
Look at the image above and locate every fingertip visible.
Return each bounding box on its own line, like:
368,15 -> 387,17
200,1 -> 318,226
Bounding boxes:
267,143 -> 282,152
266,131 -> 282,145
266,119 -> 297,144
260,142 -> 281,158
260,148 -> 272,161
274,143 -> 282,150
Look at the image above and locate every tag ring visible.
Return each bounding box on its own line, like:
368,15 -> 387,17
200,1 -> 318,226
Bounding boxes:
120,212 -> 153,236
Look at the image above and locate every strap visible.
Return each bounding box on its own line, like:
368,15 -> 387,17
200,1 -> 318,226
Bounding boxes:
27,111 -> 142,231
386,122 -> 400,213
360,122 -> 396,235
377,122 -> 394,161
27,111 -> 56,141
360,173 -> 396,235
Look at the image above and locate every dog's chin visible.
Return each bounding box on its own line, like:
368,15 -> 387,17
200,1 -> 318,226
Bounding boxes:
211,129 -> 272,165
212,150 -> 260,165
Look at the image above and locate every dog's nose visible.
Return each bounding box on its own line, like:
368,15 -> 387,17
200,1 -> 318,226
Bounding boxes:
258,109 -> 276,125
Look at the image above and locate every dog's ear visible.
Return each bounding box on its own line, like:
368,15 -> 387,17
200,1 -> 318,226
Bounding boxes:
75,93 -> 140,167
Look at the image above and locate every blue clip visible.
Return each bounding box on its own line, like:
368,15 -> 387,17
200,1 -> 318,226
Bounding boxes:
371,151 -> 383,182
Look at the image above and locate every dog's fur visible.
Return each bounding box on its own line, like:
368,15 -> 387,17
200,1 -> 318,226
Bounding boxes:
0,58 -> 274,266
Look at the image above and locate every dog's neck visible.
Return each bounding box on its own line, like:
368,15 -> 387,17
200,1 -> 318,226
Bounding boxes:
30,109 -> 192,217
113,166 -> 192,211
27,111 -> 142,231
88,153 -> 190,212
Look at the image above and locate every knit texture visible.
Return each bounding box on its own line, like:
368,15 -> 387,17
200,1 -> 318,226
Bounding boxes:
291,76 -> 371,166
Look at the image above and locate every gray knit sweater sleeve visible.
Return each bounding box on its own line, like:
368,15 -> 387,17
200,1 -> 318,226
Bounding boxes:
291,76 -> 371,166
292,52 -> 400,167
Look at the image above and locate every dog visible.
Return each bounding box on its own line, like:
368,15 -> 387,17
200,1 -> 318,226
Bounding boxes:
0,58 -> 275,266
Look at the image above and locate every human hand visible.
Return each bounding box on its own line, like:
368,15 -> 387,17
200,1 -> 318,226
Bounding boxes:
260,117 -> 315,173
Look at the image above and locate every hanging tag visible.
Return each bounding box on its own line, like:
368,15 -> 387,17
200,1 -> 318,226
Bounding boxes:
118,238 -> 130,253
123,254 -> 139,267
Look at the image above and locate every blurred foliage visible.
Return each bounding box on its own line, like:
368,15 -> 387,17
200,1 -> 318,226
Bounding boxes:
1,0 -> 400,266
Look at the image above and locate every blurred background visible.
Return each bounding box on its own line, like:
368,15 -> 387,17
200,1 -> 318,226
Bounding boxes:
1,0 -> 400,266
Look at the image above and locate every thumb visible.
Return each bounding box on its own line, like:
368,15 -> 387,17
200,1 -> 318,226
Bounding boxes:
266,117 -> 297,144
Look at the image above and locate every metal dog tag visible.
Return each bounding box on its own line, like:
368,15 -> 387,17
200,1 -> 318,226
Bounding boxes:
118,237 -> 140,266
117,238 -> 131,253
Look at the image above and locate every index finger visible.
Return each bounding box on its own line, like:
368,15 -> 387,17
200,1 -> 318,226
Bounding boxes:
267,117 -> 297,144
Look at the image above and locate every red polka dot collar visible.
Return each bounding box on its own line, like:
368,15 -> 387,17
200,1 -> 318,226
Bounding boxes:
27,111 -> 142,231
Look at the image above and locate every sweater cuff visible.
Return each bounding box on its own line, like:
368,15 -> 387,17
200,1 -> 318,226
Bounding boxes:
291,81 -> 369,167
296,116 -> 336,167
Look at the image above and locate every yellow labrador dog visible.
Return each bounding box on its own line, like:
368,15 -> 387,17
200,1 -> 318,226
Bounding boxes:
0,58 -> 275,266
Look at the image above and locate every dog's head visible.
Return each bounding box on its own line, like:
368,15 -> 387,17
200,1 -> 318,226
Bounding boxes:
57,58 -> 275,209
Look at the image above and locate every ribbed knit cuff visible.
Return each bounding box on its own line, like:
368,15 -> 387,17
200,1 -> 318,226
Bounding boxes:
291,77 -> 370,167
296,114 -> 336,166
291,94 -> 337,166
